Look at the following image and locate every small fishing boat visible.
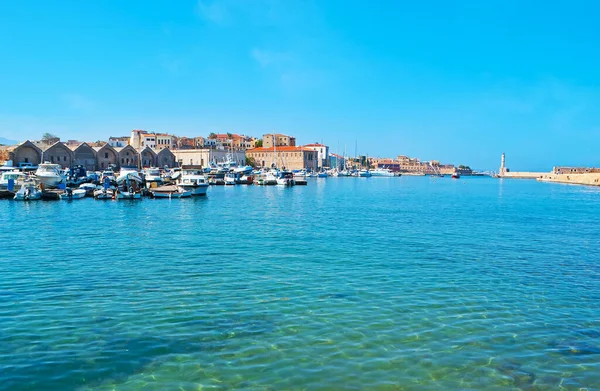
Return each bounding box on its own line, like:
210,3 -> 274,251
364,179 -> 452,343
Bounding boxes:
358,169 -> 372,178
452,173 -> 460,179
225,172 -> 237,185
94,187 -> 115,200
14,180 -> 42,201
100,169 -> 116,184
79,183 -> 97,197
60,188 -> 87,200
116,169 -> 143,199
151,185 -> 191,198
178,169 -> 209,196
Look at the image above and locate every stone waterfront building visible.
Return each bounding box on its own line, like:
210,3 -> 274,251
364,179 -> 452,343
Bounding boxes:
262,133 -> 296,149
246,146 -> 318,171
4,140 -> 177,170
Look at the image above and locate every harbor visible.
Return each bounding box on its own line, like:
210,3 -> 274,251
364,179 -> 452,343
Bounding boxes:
2,176 -> 600,390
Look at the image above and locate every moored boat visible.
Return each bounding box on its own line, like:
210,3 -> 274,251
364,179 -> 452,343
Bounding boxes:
14,180 -> 42,201
35,162 -> 66,188
116,169 -> 143,199
151,185 -> 191,198
60,188 -> 87,200
371,168 -> 394,177
178,169 -> 209,196
94,187 -> 115,200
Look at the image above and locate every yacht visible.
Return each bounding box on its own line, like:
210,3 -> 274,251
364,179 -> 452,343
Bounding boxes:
371,168 -> 394,177
35,162 -> 66,188
452,173 -> 460,179
277,171 -> 295,186
178,169 -> 209,196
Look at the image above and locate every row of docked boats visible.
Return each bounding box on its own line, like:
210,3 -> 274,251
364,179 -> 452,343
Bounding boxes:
0,164 -> 210,201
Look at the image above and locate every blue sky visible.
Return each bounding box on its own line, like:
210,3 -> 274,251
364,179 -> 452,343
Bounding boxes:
1,0 -> 599,170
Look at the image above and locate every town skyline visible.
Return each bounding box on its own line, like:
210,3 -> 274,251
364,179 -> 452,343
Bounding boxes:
2,1 -> 600,171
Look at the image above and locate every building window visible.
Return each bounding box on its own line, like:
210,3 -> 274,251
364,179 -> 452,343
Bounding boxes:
105,152 -> 108,158
121,158 -> 124,164
64,156 -> 67,162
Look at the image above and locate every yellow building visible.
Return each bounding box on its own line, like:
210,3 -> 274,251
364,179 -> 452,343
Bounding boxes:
246,146 -> 318,171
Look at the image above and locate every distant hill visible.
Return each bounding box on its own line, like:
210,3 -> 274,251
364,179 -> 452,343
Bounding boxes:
0,137 -> 18,145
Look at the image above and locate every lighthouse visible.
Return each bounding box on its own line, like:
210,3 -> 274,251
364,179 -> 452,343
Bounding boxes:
500,153 -> 506,175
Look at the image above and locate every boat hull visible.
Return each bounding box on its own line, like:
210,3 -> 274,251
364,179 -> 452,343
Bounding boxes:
60,190 -> 87,200
152,191 -> 192,198
179,184 -> 208,196
36,175 -> 64,188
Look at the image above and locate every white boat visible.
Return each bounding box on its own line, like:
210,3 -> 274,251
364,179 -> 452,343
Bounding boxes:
178,169 -> 209,196
317,172 -> 328,178
14,180 -> 42,201
358,169 -> 372,178
0,170 -> 27,190
151,185 -> 191,198
94,187 -> 115,200
225,172 -> 237,185
371,168 -> 394,177
255,171 -> 278,185
35,162 -> 66,188
79,183 -> 98,197
277,171 -> 295,186
164,167 -> 182,182
60,188 -> 87,200
101,169 -> 116,183
233,165 -> 254,174
144,167 -> 163,184
116,167 -> 142,184
116,169 -> 143,199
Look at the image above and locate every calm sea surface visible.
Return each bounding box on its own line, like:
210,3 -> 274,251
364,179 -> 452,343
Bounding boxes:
1,177 -> 600,390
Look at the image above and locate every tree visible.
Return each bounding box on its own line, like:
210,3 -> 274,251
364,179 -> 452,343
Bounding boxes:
246,156 -> 257,167
459,165 -> 472,170
255,139 -> 263,148
42,132 -> 59,143
226,132 -> 233,139
208,132 -> 217,139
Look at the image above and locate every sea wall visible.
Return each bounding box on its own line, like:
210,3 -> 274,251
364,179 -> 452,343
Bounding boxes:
537,173 -> 600,187
498,171 -> 545,179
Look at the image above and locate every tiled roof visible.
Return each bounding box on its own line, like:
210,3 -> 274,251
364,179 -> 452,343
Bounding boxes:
304,143 -> 326,147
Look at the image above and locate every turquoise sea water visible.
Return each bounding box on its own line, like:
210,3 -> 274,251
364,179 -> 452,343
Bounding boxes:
1,177 -> 600,390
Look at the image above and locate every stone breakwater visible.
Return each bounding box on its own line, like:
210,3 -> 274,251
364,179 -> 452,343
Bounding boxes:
538,172 -> 600,187
498,171 -> 545,179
